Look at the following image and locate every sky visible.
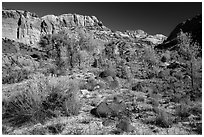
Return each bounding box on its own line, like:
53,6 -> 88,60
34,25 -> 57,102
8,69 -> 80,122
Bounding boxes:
2,2 -> 202,36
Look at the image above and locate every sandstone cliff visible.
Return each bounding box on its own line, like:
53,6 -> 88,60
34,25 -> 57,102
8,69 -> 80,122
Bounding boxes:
2,9 -> 106,47
2,9 -> 166,47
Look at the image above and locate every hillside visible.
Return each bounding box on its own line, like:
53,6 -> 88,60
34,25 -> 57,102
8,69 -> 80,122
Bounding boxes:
2,9 -> 202,135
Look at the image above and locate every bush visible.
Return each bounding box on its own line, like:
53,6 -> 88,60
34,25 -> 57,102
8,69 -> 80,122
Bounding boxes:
154,108 -> 172,128
175,103 -> 190,119
131,82 -> 144,92
2,80 -> 48,127
2,76 -> 81,127
2,69 -> 30,84
48,78 -> 81,116
147,106 -> 173,128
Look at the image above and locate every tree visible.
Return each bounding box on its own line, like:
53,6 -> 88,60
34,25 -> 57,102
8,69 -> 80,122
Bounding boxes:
171,31 -> 202,99
39,32 -> 73,75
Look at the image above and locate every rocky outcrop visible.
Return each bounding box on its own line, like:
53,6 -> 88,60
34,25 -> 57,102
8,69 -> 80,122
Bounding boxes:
2,10 -> 105,47
123,30 -> 167,44
125,30 -> 148,39
144,34 -> 167,45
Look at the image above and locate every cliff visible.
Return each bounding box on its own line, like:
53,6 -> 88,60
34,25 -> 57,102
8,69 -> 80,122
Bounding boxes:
2,9 -> 166,47
2,9 -> 106,47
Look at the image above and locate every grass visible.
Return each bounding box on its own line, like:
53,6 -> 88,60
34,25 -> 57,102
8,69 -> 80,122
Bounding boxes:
2,75 -> 81,128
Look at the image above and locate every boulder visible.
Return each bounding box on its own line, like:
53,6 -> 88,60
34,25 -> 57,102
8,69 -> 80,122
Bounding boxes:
90,102 -> 112,118
90,96 -> 126,118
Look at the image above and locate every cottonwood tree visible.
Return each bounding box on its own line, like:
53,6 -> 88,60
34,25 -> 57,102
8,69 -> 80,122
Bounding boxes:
39,31 -> 76,75
171,31 -> 202,99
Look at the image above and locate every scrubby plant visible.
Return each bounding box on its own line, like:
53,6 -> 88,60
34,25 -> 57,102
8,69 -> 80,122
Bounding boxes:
84,77 -> 98,91
2,82 -> 48,127
2,68 -> 30,84
131,81 -> 144,92
175,102 -> 190,119
44,78 -> 81,116
116,117 -> 134,132
189,103 -> 202,116
154,108 -> 172,128
2,76 -> 81,127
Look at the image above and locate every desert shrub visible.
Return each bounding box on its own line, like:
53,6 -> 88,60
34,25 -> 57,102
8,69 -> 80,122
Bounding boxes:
175,103 -> 190,119
116,60 -> 132,80
43,80 -> 81,116
131,82 -> 144,92
2,82 -> 48,127
46,123 -> 65,135
83,77 -> 99,91
108,77 -> 121,90
189,121 -> 202,134
2,68 -> 30,84
26,124 -> 48,135
154,108 -> 172,128
147,98 -> 160,108
186,103 -> 202,134
189,103 -> 202,116
2,76 -> 81,127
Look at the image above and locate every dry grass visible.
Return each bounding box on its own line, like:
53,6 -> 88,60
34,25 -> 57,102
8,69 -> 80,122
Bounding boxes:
2,75 -> 81,128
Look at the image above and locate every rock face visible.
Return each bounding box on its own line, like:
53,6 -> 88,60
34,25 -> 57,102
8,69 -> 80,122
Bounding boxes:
2,9 -> 166,47
2,10 -> 41,46
2,10 -> 105,47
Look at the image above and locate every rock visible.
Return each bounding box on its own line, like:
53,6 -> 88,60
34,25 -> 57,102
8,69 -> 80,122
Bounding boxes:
98,69 -> 116,79
90,95 -> 126,118
144,34 -> 167,45
90,102 -> 112,118
3,9 -> 167,52
125,30 -> 148,39
80,89 -> 90,95
102,119 -> 114,127
2,9 -> 103,47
